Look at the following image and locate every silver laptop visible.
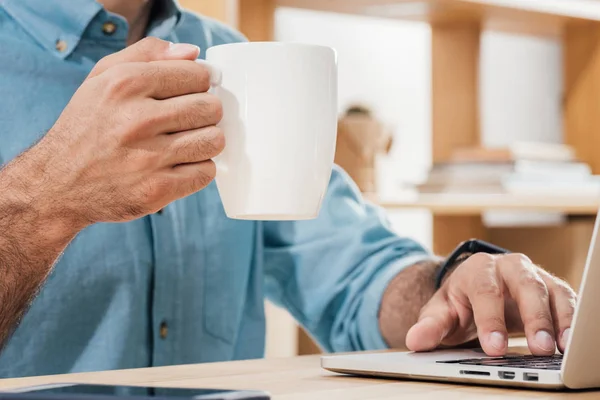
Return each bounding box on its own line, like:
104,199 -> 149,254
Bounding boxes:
321,210 -> 600,390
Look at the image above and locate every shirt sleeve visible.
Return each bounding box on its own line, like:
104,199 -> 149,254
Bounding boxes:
263,166 -> 436,352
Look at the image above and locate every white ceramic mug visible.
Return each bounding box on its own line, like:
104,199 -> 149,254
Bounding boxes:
198,42 -> 338,220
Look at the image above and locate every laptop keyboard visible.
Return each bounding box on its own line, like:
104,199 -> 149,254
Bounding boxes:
437,354 -> 563,370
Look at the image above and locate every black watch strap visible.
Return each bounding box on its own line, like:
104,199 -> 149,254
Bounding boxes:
435,239 -> 510,289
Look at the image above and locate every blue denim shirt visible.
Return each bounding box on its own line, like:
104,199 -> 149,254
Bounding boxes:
0,0 -> 432,378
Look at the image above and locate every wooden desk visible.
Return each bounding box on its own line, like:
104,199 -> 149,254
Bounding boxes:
0,351 -> 596,400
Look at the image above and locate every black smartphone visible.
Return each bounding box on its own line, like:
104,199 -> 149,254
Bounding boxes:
0,384 -> 270,400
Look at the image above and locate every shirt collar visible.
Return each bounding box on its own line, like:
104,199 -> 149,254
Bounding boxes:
147,0 -> 182,39
0,0 -> 182,59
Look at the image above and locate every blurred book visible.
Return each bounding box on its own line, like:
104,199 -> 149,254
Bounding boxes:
416,142 -> 600,195
451,142 -> 576,163
502,175 -> 600,196
483,211 -> 566,227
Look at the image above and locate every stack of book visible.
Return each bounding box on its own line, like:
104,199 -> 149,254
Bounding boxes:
417,142 -> 600,196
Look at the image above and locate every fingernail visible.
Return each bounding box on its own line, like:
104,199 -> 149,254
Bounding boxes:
535,330 -> 555,352
195,59 -> 222,86
489,331 -> 507,351
167,43 -> 200,58
561,328 -> 571,349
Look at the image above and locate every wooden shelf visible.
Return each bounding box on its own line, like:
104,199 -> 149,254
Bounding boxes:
276,0 -> 600,37
373,193 -> 600,215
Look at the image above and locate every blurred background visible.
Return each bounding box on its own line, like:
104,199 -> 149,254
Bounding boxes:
180,0 -> 600,358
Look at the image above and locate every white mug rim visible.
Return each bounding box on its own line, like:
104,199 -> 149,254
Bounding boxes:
206,41 -> 337,57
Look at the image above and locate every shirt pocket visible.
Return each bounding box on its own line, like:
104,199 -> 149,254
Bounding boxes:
198,182 -> 256,344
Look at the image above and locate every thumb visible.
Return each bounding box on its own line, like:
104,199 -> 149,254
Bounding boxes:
88,37 -> 200,78
405,297 -> 456,352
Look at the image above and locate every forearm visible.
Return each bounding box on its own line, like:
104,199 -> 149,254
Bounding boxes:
378,259 -> 442,349
0,160 -> 81,347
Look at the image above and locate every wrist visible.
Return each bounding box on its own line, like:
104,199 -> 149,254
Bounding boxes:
0,155 -> 87,240
379,258 -> 442,349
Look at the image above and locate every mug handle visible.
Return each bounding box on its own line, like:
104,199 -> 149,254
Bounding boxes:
195,59 -> 228,174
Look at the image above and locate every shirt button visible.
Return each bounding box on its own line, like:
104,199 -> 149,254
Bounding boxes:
159,321 -> 168,339
102,21 -> 118,36
55,40 -> 67,52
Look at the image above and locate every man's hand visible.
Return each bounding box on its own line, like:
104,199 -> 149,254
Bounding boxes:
13,37 -> 224,228
0,37 -> 222,348
404,253 -> 577,356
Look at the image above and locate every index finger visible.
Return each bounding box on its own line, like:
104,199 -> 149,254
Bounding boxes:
141,60 -> 212,99
464,255 -> 509,356
89,37 -> 200,78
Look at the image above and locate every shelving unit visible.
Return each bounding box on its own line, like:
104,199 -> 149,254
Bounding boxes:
180,0 -> 600,356
376,193 -> 600,215
277,0 -> 600,37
